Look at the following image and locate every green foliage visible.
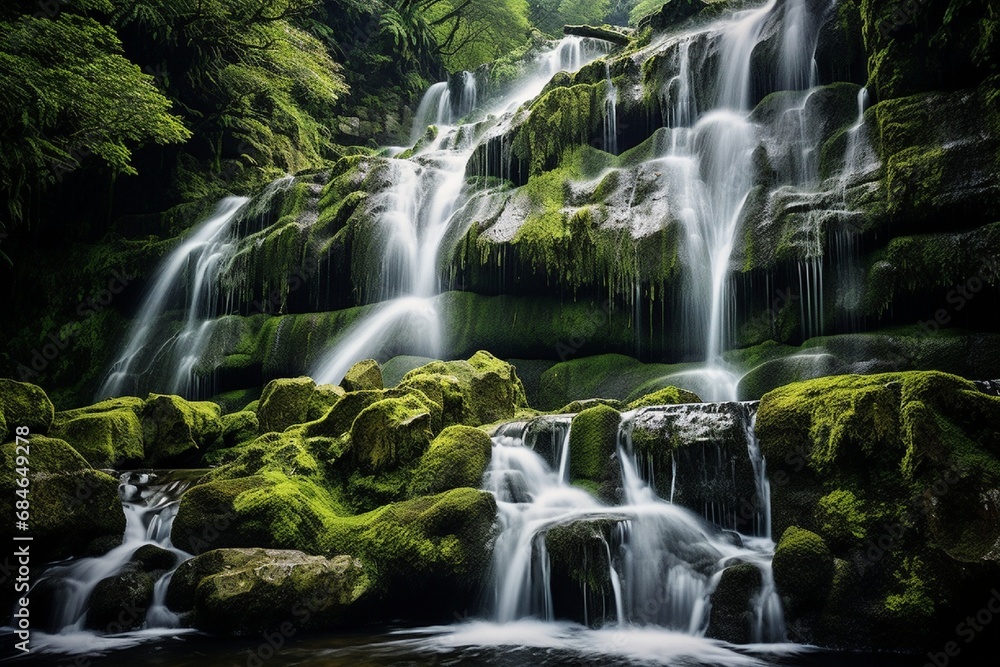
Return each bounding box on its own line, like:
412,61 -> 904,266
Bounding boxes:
421,0 -> 532,71
0,10 -> 189,223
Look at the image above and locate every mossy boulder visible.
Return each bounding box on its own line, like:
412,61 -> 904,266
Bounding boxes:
205,430 -> 321,481
707,562 -> 763,644
0,379 -> 54,441
219,410 -> 260,448
141,394 -> 222,464
349,395 -> 434,473
543,517 -> 623,624
86,565 -> 155,632
326,488 -> 497,618
130,544 -> 179,572
626,386 -> 702,409
568,405 -> 621,496
341,359 -> 383,392
168,548 -> 369,636
772,526 -> 834,614
257,377 -> 329,433
0,436 -> 124,562
49,409 -> 144,468
172,473 -> 339,555
757,371 -> 1000,649
398,351 -> 527,427
409,425 -> 493,496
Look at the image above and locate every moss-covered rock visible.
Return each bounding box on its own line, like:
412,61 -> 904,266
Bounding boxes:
626,386 -> 702,409
219,410 -> 260,448
544,517 -> 622,625
326,488 -> 497,618
86,566 -> 155,632
257,377 -> 320,433
568,405 -> 621,488
130,544 -> 178,572
707,562 -> 763,644
49,409 -> 144,468
759,371 -> 1000,648
141,394 -> 222,464
0,379 -> 54,441
409,425 -> 493,496
341,359 -> 383,392
168,548 -> 369,636
772,526 -> 834,613
349,395 -> 433,473
172,473 -> 340,555
399,351 -> 528,426
0,436 -> 124,562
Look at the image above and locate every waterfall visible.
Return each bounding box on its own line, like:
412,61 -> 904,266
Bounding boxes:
483,402 -> 785,643
30,472 -> 196,646
312,37 -> 607,385
96,176 -> 294,401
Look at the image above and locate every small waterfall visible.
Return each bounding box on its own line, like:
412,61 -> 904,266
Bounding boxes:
33,472 -> 195,638
484,402 -> 785,643
96,176 -> 294,401
842,86 -> 871,181
409,71 -> 480,144
603,64 -> 618,154
312,37 -> 607,385
96,198 -> 248,400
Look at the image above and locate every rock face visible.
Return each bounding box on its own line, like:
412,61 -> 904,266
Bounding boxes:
757,371 -> 1000,650
167,548 -> 369,635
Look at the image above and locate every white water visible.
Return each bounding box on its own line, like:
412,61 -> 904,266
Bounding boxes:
312,37 -> 607,384
484,403 -> 785,645
27,472 -> 195,651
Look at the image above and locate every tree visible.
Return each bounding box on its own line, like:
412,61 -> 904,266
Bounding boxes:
0,9 -> 189,231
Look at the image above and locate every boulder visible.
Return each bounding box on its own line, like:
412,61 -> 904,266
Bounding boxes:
568,405 -> 621,500
409,425 -> 493,496
0,436 -> 124,562
168,548 -> 369,635
86,565 -> 155,632
707,562 -> 763,644
141,394 -> 222,464
257,377 -> 319,433
219,410 -> 259,448
49,409 -> 144,468
772,526 -> 834,614
341,359 -> 383,392
0,379 -> 54,441
399,351 -> 527,426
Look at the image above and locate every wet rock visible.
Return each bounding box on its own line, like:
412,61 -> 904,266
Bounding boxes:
341,359 -> 383,392
708,562 -> 763,644
86,565 -> 155,632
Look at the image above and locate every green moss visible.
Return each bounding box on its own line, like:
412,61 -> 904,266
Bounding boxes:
399,351 -> 527,427
342,359 -> 383,392
0,379 -> 55,441
173,473 -> 342,555
772,526 -> 834,612
816,489 -> 869,546
326,488 -> 497,598
882,557 -> 934,623
141,394 -> 222,464
49,409 -> 144,468
205,430 -> 321,481
538,353 -> 698,410
349,395 -> 434,473
219,410 -> 260,449
708,562 -> 763,644
568,405 -> 621,484
409,425 -> 493,496
0,436 -> 123,561
626,386 -> 702,409
511,82 -> 611,176
257,377 -> 318,433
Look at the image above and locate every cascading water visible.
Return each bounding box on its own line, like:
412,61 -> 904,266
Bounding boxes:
312,37 -> 607,384
96,176 -> 295,401
28,472 -> 197,650
483,401 -> 785,651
